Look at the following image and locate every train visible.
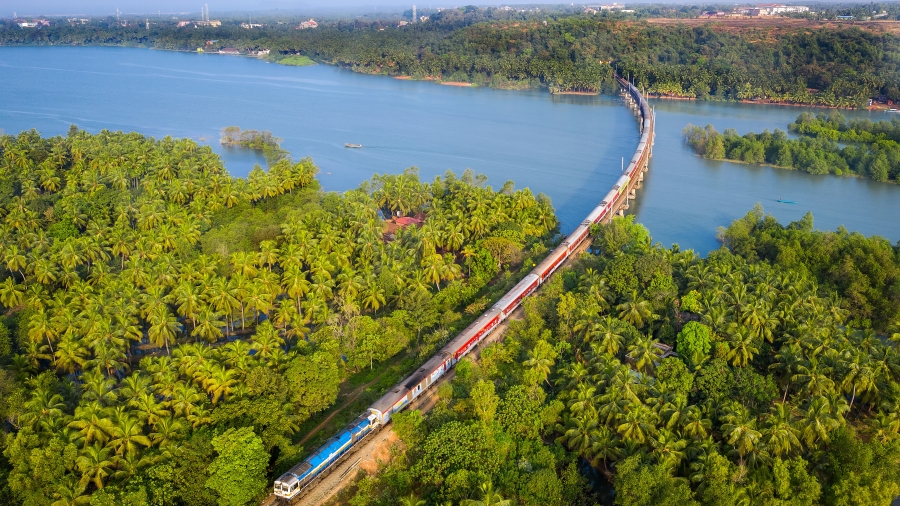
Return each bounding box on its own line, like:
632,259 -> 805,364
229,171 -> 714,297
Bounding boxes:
273,79 -> 654,502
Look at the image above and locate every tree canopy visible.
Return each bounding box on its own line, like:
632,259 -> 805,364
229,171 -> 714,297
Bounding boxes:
0,127 -> 558,505
347,212 -> 900,506
3,10 -> 900,103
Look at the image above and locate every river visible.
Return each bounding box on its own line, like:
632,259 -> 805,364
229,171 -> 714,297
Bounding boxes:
1,46 -> 897,253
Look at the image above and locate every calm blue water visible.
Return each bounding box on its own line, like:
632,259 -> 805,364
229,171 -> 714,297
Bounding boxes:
0,46 -> 636,237
1,46 -> 898,253
635,99 -> 900,252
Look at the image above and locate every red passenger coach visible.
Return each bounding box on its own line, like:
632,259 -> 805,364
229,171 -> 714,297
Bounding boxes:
494,274 -> 540,316
534,246 -> 568,282
567,225 -> 590,251
452,311 -> 501,360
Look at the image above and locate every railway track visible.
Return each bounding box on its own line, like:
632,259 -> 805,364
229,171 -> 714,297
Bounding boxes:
270,76 -> 654,505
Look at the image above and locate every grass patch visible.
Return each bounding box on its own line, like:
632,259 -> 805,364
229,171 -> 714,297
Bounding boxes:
201,185 -> 321,257
277,55 -> 316,67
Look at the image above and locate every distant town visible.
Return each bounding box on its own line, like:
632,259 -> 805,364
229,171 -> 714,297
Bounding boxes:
7,2 -> 893,29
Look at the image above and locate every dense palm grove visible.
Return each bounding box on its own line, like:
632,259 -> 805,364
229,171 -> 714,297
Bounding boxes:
0,128 -> 558,505
2,8 -> 900,102
346,212 -> 900,506
683,112 -> 900,183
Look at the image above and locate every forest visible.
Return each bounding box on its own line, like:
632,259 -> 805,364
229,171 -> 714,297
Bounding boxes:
0,127 -> 559,505
344,210 -> 900,506
2,8 -> 900,101
683,111 -> 900,183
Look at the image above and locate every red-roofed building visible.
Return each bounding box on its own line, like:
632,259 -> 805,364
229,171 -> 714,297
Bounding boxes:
395,217 -> 423,227
382,214 -> 425,240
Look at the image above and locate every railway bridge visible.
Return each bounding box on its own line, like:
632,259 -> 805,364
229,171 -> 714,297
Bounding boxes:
602,74 -> 655,224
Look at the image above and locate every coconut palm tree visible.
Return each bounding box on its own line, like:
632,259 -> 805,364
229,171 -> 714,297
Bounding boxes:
524,341 -> 555,386
587,316 -> 626,357
770,342 -> 804,402
149,416 -> 187,452
147,305 -> 179,355
192,306 -> 225,343
361,280 -> 386,315
841,349 -> 876,410
626,335 -> 661,374
460,481 -> 511,506
721,407 -> 761,467
169,382 -> 205,418
681,406 -> 712,441
28,307 -> 57,354
725,325 -> 759,367
557,412 -> 598,455
109,415 -> 151,457
54,337 -> 88,374
792,357 -> 835,397
68,402 -> 116,448
798,396 -> 841,447
129,390 -> 169,427
617,405 -> 657,445
651,428 -> 688,470
75,443 -> 115,489
617,290 -> 656,329
51,478 -> 90,506
762,402 -> 801,458
399,494 -> 426,506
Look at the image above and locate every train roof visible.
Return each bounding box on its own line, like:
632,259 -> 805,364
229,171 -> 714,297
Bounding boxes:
369,385 -> 406,414
369,350 -> 451,413
443,307 -> 503,354
277,426 -> 354,485
403,351 -> 452,390
492,274 -> 539,309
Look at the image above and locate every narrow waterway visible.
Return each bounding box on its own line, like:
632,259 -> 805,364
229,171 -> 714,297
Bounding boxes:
1,46 -> 898,253
633,99 -> 900,252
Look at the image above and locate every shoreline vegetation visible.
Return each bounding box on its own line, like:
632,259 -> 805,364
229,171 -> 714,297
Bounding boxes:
683,112 -> 900,183
3,8 -> 899,107
273,55 -> 315,67
271,55 -> 316,67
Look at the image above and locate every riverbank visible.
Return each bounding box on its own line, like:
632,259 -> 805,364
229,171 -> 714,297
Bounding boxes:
690,152 -> 875,182
3,45 -> 898,253
553,90 -> 600,96
647,93 -> 866,110
275,55 -> 316,67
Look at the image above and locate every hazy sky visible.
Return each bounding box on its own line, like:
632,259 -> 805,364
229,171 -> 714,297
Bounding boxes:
6,0 -> 546,16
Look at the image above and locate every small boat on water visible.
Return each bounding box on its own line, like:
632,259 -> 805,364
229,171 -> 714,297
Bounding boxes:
777,198 -> 797,204
345,143 -> 362,148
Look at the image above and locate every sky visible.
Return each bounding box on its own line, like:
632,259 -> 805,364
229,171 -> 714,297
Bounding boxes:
5,0 -> 548,17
